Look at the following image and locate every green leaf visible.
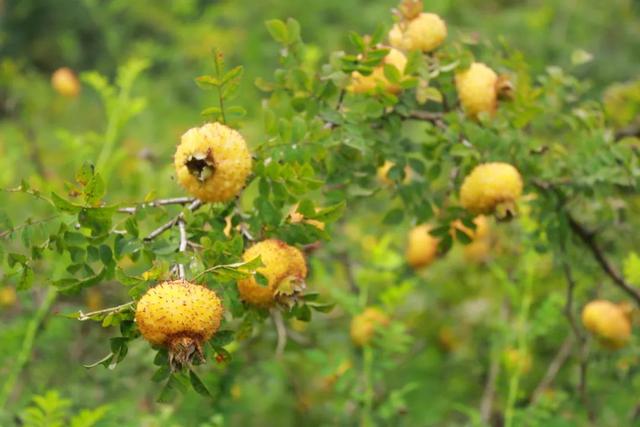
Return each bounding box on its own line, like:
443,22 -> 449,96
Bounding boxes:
83,174 -> 105,206
189,370 -> 213,398
265,19 -> 289,44
76,162 -> 95,186
383,208 -> 404,225
195,75 -> 220,89
52,192 -> 82,213
210,330 -> 234,347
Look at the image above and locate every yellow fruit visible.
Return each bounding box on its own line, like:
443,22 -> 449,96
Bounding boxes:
405,224 -> 439,269
503,348 -> 532,374
135,280 -> 224,369
174,122 -> 252,203
460,163 -> 523,217
452,216 -> 492,263
581,300 -> 632,349
349,48 -> 407,94
455,62 -> 498,118
350,308 -> 390,346
389,13 -> 447,52
237,239 -> 308,307
0,287 -> 17,307
377,161 -> 412,185
51,67 -> 80,97
289,205 -> 325,230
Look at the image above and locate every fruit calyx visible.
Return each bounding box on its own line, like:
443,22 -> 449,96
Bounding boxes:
185,148 -> 216,182
167,333 -> 206,371
274,275 -> 306,308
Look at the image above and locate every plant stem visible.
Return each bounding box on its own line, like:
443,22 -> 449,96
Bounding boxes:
361,345 -> 374,427
0,287 -> 57,409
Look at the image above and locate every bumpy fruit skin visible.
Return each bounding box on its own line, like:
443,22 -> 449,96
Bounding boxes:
350,308 -> 389,346
460,163 -> 523,216
349,48 -> 407,94
581,300 -> 632,349
389,13 -> 447,52
174,122 -> 252,203
135,280 -> 223,368
51,67 -> 80,97
237,239 -> 308,307
405,224 -> 439,269
455,62 -> 498,117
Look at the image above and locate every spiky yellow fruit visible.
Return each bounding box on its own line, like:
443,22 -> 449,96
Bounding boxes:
349,48 -> 407,94
503,348 -> 533,374
405,224 -> 439,269
389,13 -> 447,52
581,300 -> 632,349
51,67 -> 80,98
455,62 -> 498,118
237,239 -> 308,307
460,163 -> 523,217
135,280 -> 223,369
174,122 -> 252,203
350,308 -> 389,346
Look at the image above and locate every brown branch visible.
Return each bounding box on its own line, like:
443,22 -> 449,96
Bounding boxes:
271,308 -> 287,358
480,352 -> 500,423
567,214 -> 640,305
531,335 -> 574,403
615,122 -> 640,141
177,216 -> 188,280
143,199 -> 202,241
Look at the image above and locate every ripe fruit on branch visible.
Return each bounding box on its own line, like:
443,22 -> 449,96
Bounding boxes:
174,122 -> 252,203
348,48 -> 407,94
237,239 -> 308,308
460,163 -> 523,219
51,67 -> 80,98
389,13 -> 447,53
135,280 -> 224,370
350,307 -> 390,346
0,287 -> 17,307
405,224 -> 439,269
455,62 -> 498,118
581,300 -> 632,349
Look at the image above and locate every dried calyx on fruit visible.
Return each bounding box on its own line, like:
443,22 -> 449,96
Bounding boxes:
460,162 -> 523,219
237,239 -> 308,308
135,280 -> 224,370
174,122 -> 252,203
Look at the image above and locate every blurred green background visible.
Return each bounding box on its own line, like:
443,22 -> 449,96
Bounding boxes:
1,0 -> 640,426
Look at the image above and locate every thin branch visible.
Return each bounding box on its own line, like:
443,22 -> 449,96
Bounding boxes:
77,301 -> 135,321
177,216 -> 187,280
117,197 -> 195,214
271,308 -> 287,358
480,352 -> 500,423
531,335 -> 574,403
0,215 -> 59,239
143,199 -> 202,241
567,214 -> 640,305
615,122 -> 640,141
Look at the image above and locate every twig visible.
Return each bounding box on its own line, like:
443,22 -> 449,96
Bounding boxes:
77,301 -> 135,321
0,215 -> 59,239
117,197 -> 195,214
271,309 -> 287,358
0,287 -> 57,409
143,199 -> 202,241
530,335 -> 574,403
615,122 -> 640,141
567,214 -> 640,305
177,217 -> 187,280
480,352 -> 500,423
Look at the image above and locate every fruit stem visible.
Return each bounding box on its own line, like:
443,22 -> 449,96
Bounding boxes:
0,287 -> 57,409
